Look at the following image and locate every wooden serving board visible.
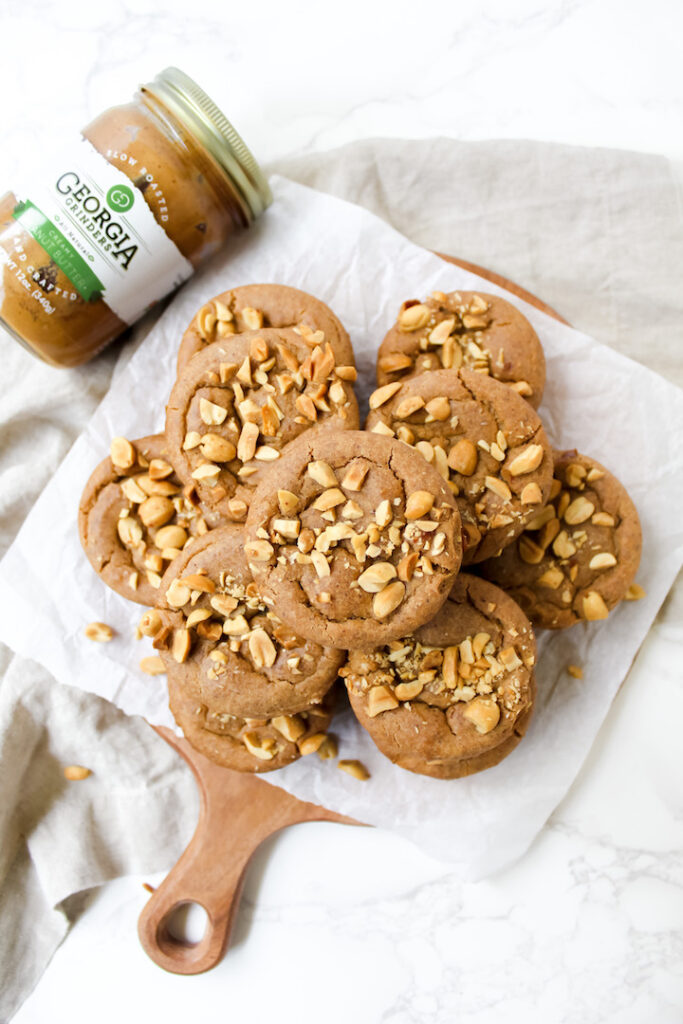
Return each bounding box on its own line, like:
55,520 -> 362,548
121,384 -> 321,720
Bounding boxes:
138,258 -> 565,975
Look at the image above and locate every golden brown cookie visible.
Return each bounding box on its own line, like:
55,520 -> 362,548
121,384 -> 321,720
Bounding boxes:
476,449 -> 642,628
244,430 -> 462,651
343,573 -> 536,779
149,525 -> 344,717
78,434 -> 210,606
176,283 -> 355,373
168,674 -> 336,773
377,291 -> 545,407
166,327 -> 359,525
365,369 -> 553,565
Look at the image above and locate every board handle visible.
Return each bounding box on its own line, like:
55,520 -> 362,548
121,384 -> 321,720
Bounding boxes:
137,834 -> 249,975
139,727 -> 358,974
137,730 -> 258,974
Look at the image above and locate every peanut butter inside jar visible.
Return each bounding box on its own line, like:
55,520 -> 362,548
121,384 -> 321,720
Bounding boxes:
0,68 -> 271,367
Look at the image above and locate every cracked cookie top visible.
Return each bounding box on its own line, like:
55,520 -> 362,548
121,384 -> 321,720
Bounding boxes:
166,327 -> 359,525
477,449 -> 642,628
244,430 -> 463,650
79,434 -> 209,606
149,524 -> 344,717
376,290 -> 545,408
176,283 -> 355,372
365,368 -> 553,564
343,573 -> 536,779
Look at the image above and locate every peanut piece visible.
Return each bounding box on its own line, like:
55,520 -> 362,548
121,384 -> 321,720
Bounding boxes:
395,396 -> 425,419
139,496 -> 175,528
277,489 -> 299,514
463,697 -> 500,734
84,621 -> 113,643
338,759 -> 370,780
199,434 -> 237,462
379,353 -> 413,373
308,460 -> 338,488
367,685 -> 399,717
537,566 -> 564,589
245,537 -> 274,562
341,462 -> 369,491
242,732 -> 276,760
372,581 -> 405,619
237,421 -> 259,462
592,512 -> 616,527
166,579 -> 191,608
317,735 -> 338,760
485,476 -> 512,501
582,591 -> 609,620
405,491 -> 435,520
369,382 -> 402,409
139,656 -> 166,676
399,303 -> 430,331
199,398 -> 228,426
271,715 -> 306,743
63,764 -> 92,781
241,307 -> 263,330
397,552 -> 419,581
589,553 -> 617,570
178,573 -> 216,593
521,482 -> 543,504
248,628 -> 277,669
358,562 -> 398,593
425,396 -> 450,420
138,609 -> 163,638
395,680 -> 424,701
312,488 -> 346,511
110,436 -> 136,469
172,629 -> 191,663
448,439 -> 477,476
154,524 -> 187,550
564,496 -> 595,525
507,444 -> 544,476
298,732 -> 328,755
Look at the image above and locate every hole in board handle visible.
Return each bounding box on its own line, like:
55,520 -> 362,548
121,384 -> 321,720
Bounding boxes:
163,901 -> 209,946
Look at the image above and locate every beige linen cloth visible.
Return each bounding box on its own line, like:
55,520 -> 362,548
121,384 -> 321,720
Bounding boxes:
1,139 -> 681,1019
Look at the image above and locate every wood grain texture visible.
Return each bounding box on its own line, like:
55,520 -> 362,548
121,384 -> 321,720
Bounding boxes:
138,258 -> 565,975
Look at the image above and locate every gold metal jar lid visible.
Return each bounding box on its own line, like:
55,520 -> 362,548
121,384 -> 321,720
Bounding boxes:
142,67 -> 272,225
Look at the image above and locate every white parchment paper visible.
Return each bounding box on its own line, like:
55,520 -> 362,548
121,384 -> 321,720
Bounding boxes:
1,176 -> 682,876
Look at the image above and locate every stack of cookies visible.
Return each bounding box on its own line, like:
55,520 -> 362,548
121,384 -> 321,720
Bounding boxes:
79,283 -> 642,781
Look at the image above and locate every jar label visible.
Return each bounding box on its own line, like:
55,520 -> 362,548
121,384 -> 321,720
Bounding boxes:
13,137 -> 193,324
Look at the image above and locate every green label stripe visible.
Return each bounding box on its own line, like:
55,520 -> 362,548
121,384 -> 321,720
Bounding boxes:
12,200 -> 104,302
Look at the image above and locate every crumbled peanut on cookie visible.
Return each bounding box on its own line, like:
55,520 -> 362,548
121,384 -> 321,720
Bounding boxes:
344,625 -> 528,717
171,328 -> 358,521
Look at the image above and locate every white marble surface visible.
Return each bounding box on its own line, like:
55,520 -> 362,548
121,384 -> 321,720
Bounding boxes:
5,0 -> 683,1021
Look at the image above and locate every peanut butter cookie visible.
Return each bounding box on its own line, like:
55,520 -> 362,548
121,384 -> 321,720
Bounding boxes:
244,430 -> 462,650
343,573 -> 536,779
476,449 -> 642,628
377,291 -> 545,407
176,283 -> 355,372
166,327 -> 359,525
79,434 -> 209,606
149,525 -> 344,717
168,674 -> 336,772
365,369 -> 553,565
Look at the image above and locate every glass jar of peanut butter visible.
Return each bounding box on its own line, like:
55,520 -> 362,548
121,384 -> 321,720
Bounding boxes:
0,68 -> 271,367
